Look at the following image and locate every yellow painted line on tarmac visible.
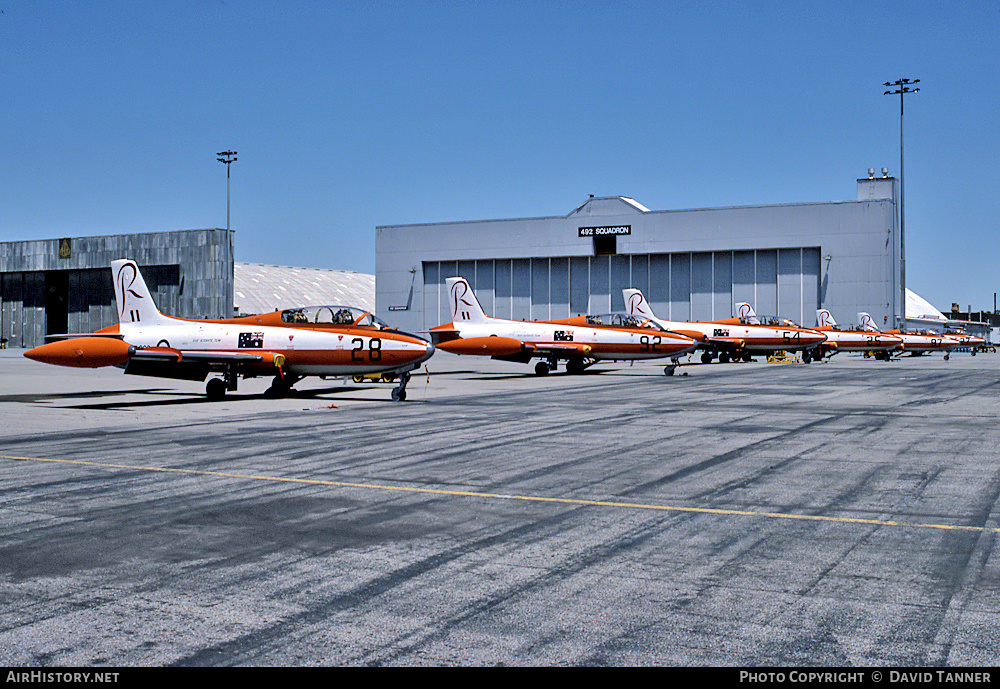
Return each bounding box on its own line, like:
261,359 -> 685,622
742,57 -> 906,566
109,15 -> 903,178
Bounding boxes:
2,453 -> 997,535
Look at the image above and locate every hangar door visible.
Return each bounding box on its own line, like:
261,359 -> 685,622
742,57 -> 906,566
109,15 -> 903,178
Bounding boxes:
423,248 -> 821,328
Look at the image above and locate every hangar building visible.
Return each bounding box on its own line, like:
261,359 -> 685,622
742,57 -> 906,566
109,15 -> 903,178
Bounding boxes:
375,173 -> 902,334
1,229 -> 235,349
1,229 -> 375,349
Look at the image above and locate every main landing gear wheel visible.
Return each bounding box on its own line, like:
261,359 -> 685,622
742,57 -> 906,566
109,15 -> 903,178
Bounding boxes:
566,359 -> 586,375
802,349 -> 813,364
534,361 -> 551,376
391,371 -> 411,401
265,372 -> 299,398
206,377 -> 227,401
700,351 -> 714,365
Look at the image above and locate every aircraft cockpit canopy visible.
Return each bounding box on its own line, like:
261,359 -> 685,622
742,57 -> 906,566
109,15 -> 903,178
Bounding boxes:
585,313 -> 665,330
280,306 -> 390,329
745,315 -> 802,328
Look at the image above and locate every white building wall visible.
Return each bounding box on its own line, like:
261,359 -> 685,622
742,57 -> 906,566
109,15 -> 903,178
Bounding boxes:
376,181 -> 898,334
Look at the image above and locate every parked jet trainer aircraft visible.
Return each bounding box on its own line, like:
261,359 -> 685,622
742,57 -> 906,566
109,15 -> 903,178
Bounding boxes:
430,277 -> 697,375
813,309 -> 903,360
857,312 -> 960,360
622,289 -> 826,364
945,331 -> 986,354
24,260 -> 434,401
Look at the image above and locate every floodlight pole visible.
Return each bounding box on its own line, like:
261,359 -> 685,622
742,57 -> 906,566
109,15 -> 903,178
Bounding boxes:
883,79 -> 919,328
217,150 -> 238,232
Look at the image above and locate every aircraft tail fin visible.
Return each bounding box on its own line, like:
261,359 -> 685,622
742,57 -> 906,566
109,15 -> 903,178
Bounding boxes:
857,312 -> 879,332
735,302 -> 759,323
623,288 -> 657,319
112,259 -> 171,326
816,309 -> 837,327
445,277 -> 489,323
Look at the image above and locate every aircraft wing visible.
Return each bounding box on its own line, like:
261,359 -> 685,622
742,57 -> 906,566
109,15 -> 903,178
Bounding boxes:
130,347 -> 278,364
43,332 -> 125,342
531,342 -> 594,357
704,336 -> 746,349
123,347 -> 287,382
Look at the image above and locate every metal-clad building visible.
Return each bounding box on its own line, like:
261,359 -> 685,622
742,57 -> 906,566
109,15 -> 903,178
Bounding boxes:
234,263 -> 375,316
0,229 -> 234,348
376,174 -> 901,333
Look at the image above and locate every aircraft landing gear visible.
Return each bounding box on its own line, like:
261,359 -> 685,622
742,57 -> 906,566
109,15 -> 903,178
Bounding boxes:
700,351 -> 714,365
565,358 -> 596,375
664,359 -> 679,376
802,349 -> 813,364
391,371 -> 411,401
265,372 -> 301,398
206,366 -> 239,400
535,360 -> 554,376
206,377 -> 227,400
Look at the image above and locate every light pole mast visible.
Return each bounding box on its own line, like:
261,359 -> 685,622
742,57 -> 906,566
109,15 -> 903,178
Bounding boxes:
217,150 -> 238,231
883,79 -> 919,328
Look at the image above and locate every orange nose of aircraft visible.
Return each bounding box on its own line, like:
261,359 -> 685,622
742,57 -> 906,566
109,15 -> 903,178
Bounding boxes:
24,337 -> 134,368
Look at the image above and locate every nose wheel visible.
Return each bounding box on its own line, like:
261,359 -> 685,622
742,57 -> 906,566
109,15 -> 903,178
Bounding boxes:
391,371 -> 411,401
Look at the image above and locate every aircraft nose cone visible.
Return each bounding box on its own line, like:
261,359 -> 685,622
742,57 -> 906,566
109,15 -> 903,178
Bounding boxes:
419,341 -> 435,364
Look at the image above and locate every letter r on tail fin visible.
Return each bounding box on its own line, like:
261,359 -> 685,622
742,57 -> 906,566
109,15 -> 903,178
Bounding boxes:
623,289 -> 656,319
857,313 -> 878,332
112,259 -> 169,326
445,277 -> 488,323
816,309 -> 836,327
735,302 -> 758,323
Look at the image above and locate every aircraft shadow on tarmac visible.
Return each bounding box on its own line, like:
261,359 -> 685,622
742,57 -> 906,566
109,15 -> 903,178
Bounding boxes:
0,388 -> 168,405
30,385 -> 385,410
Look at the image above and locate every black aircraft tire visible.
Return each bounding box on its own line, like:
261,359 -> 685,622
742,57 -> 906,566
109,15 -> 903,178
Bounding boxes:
206,378 -> 227,401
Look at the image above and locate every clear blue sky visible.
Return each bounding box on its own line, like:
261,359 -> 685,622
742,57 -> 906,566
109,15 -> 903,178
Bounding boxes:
2,1 -> 997,312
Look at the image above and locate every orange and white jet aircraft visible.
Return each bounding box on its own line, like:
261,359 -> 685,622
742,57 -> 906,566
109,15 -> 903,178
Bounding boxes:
24,259 -> 435,400
945,330 -> 987,354
813,309 -> 903,360
622,289 -> 827,364
857,312 -> 960,360
430,277 -> 697,375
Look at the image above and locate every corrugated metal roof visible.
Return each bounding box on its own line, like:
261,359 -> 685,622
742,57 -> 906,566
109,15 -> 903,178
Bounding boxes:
234,263 -> 374,316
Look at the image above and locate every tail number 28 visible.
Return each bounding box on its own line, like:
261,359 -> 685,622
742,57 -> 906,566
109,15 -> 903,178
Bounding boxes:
352,337 -> 382,361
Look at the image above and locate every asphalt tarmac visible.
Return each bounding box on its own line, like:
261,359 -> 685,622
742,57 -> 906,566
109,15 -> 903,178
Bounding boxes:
1,348 -> 998,666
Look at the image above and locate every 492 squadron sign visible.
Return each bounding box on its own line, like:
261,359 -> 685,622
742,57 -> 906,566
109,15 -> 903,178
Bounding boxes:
578,225 -> 631,237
